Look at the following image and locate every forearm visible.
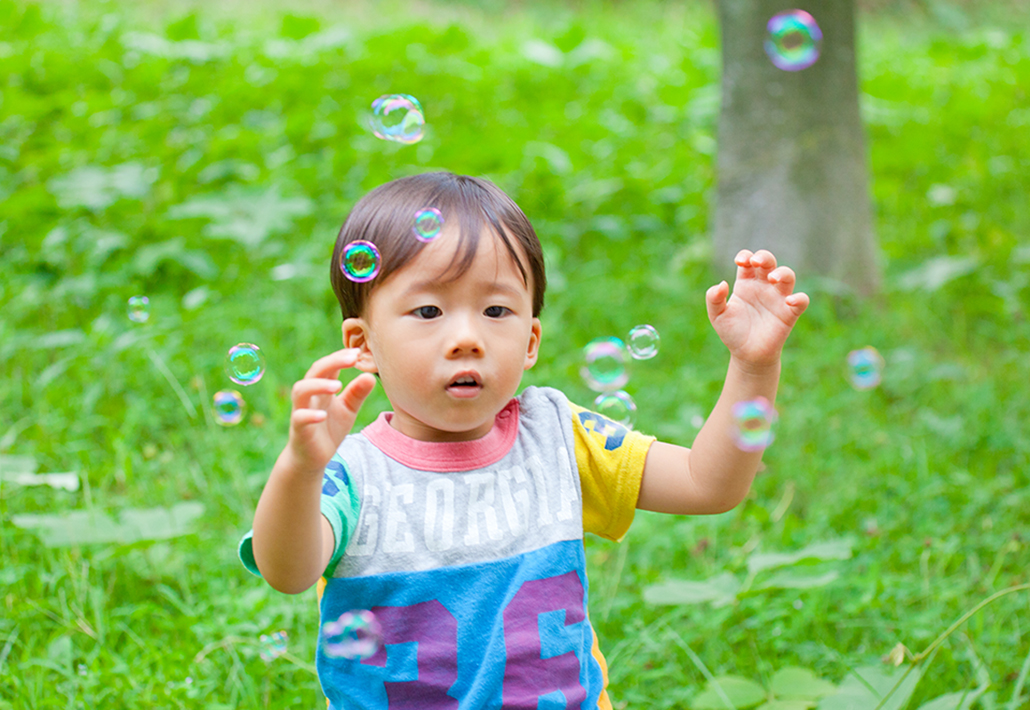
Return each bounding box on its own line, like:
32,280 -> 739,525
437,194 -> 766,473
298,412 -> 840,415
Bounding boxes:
687,356 -> 780,512
252,446 -> 328,594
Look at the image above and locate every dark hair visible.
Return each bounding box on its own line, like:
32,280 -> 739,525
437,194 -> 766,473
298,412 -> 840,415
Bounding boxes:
330,172 -> 546,319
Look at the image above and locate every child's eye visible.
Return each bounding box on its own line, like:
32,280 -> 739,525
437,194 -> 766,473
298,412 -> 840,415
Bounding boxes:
413,306 -> 442,319
484,306 -> 511,318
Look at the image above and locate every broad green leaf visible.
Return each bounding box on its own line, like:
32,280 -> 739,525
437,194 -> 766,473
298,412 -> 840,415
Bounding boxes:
817,665 -> 925,710
915,688 -> 986,710
757,701 -> 816,710
693,675 -> 768,710
11,502 -> 204,547
751,570 -> 840,591
896,255 -> 979,293
642,571 -> 741,607
167,186 -> 313,248
770,668 -> 838,700
47,163 -> 157,210
747,539 -> 854,575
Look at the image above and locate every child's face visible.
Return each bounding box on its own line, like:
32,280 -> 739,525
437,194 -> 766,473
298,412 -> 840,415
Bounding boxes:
343,225 -> 541,442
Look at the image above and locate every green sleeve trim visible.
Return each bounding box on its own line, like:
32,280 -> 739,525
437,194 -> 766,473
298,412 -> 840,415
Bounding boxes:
238,529 -> 260,577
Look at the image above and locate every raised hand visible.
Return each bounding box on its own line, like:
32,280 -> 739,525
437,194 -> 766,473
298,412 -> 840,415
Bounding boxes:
286,348 -> 377,475
705,249 -> 809,367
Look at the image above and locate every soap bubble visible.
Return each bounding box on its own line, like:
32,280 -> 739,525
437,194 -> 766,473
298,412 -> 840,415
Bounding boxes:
732,397 -> 777,452
847,347 -> 885,390
259,630 -> 288,662
322,609 -> 383,660
412,207 -> 444,242
581,337 -> 629,392
764,10 -> 822,71
213,390 -> 245,427
340,240 -> 381,283
369,94 -> 425,144
593,391 -> 637,428
127,295 -> 150,323
627,324 -> 660,360
225,343 -> 265,386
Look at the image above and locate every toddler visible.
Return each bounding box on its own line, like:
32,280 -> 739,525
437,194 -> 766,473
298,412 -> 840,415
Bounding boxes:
240,171 -> 809,709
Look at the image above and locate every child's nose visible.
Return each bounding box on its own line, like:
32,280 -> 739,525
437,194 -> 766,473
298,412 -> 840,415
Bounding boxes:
447,314 -> 484,356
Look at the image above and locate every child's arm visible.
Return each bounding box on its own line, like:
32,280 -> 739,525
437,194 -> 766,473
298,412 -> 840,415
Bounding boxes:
637,249 -> 809,515
251,348 -> 376,594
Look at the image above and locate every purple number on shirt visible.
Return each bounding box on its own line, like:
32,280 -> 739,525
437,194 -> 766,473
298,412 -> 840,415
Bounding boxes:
502,571 -> 587,708
362,600 -> 459,709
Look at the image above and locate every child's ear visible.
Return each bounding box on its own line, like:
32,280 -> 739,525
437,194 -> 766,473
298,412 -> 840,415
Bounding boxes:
342,318 -> 378,374
523,318 -> 542,371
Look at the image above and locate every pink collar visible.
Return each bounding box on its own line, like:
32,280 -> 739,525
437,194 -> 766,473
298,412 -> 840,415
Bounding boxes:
361,399 -> 519,472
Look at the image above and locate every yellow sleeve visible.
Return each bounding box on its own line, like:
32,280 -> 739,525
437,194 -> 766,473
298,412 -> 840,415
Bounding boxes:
569,401 -> 656,542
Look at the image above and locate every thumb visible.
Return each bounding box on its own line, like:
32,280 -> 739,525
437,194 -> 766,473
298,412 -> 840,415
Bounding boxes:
706,281 -> 729,322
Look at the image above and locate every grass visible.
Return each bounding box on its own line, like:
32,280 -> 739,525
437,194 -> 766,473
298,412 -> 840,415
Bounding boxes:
1,0 -> 1029,707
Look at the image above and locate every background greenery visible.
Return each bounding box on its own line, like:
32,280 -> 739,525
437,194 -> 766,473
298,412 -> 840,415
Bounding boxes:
1,0 -> 1028,707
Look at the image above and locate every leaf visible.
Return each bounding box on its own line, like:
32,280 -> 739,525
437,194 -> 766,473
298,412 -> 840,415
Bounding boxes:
46,635 -> 72,670
915,688 -> 986,710
757,701 -> 817,710
521,39 -> 563,67
693,675 -> 768,710
817,665 -> 925,710
642,572 -> 741,607
747,539 -> 854,576
770,668 -> 838,700
0,455 -> 37,474
752,570 -> 840,592
896,256 -> 978,293
47,163 -> 157,210
11,502 -> 204,547
167,186 -> 313,248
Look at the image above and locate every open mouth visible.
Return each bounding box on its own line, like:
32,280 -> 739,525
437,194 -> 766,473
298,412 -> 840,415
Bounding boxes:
446,371 -> 482,396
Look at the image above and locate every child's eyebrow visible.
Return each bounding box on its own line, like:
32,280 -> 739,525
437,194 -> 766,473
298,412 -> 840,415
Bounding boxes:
401,279 -> 525,298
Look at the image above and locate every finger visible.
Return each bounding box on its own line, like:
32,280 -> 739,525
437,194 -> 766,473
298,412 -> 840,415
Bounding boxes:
767,266 -> 796,295
305,348 -> 362,380
292,408 -> 329,426
706,280 -> 730,321
336,373 -> 377,418
734,249 -> 756,282
750,249 -> 777,271
785,291 -> 810,317
292,378 -> 343,409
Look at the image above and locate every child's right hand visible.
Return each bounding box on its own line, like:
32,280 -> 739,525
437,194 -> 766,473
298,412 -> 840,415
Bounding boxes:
286,348 -> 376,475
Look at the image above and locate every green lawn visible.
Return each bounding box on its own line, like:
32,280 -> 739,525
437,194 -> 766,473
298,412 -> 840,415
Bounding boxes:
1,0 -> 1029,708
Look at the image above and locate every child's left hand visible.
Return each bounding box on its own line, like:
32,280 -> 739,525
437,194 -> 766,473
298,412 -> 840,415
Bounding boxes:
706,249 -> 809,367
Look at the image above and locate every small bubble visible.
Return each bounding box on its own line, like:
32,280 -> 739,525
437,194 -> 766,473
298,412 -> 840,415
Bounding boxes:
731,397 -> 777,452
127,295 -> 150,323
369,94 -> 425,144
340,240 -> 382,283
847,347 -> 885,389
259,630 -> 288,662
580,337 -> 629,392
593,391 -> 637,428
412,207 -> 444,242
225,343 -> 265,386
77,663 -> 87,677
627,324 -> 660,360
792,599 -> 804,610
764,10 -> 822,71
213,390 -> 245,426
322,609 -> 383,660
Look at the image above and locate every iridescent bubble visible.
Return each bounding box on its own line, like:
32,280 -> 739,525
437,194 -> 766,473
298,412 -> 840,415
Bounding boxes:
322,609 -> 383,660
627,324 -> 660,360
369,94 -> 425,145
847,347 -> 885,390
259,630 -> 288,662
213,390 -> 245,427
594,391 -> 637,428
764,10 -> 823,72
412,207 -> 444,242
732,397 -> 777,452
127,295 -> 150,323
340,241 -> 382,283
226,343 -> 265,386
580,337 -> 630,392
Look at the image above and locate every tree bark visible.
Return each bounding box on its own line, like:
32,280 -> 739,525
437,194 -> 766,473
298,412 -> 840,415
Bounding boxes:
713,0 -> 880,295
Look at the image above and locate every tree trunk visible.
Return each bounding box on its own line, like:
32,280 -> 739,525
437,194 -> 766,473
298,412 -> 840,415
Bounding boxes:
713,0 -> 880,295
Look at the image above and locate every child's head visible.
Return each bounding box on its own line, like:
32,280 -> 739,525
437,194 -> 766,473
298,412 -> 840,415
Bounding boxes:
331,172 -> 547,442
330,172 -> 545,321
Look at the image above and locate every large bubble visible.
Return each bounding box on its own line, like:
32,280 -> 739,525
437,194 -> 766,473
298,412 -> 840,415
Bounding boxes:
593,391 -> 637,428
764,10 -> 823,72
581,337 -> 630,392
627,324 -> 660,360
213,390 -> 245,427
369,94 -> 425,144
847,347 -> 885,390
127,295 -> 150,323
322,609 -> 383,661
731,397 -> 777,452
340,241 -> 382,283
225,343 -> 265,386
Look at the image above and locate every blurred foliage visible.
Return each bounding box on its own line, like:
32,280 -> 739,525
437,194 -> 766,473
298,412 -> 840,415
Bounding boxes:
1,0 -> 1029,708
